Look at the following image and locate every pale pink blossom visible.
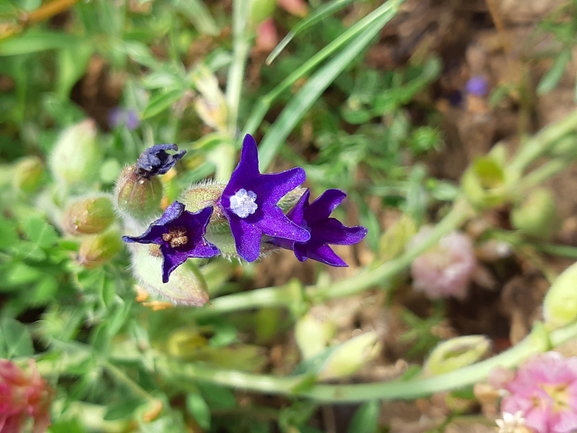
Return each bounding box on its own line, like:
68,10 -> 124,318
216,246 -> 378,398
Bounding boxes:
0,359 -> 53,433
409,228 -> 476,299
494,352 -> 577,433
255,18 -> 279,53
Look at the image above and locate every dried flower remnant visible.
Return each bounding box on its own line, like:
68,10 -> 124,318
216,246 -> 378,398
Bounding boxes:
0,359 -> 53,433
410,228 -> 476,299
135,144 -> 186,178
123,201 -> 219,283
271,189 -> 367,266
219,134 -> 310,262
493,352 -> 577,433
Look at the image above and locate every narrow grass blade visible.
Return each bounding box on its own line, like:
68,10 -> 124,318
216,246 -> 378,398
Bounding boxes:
257,0 -> 404,170
266,0 -> 358,65
243,0 -> 403,138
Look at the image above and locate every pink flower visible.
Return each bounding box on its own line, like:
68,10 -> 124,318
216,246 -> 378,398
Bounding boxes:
409,228 -> 476,299
0,359 -> 53,433
495,352 -> 577,433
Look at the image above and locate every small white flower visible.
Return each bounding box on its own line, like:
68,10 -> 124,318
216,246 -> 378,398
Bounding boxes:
495,411 -> 526,433
229,188 -> 258,218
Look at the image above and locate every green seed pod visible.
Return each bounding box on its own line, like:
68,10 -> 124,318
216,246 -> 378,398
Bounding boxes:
543,262 -> 577,330
511,187 -> 557,240
114,165 -> 163,222
77,228 -> 123,269
317,332 -> 381,380
129,243 -> 209,306
49,119 -> 100,187
12,156 -> 44,194
63,194 -> 116,235
462,156 -> 509,210
423,335 -> 491,376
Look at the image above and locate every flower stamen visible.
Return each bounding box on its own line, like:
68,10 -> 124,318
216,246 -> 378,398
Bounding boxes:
229,188 -> 258,218
162,227 -> 189,248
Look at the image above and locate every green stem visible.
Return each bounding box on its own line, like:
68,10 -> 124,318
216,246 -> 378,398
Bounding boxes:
161,320 -> 577,403
226,0 -> 251,137
310,199 -> 473,302
508,108 -> 577,175
515,158 -> 573,191
195,198 -> 473,316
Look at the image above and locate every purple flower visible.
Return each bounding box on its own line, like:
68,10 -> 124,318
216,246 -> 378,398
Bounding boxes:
135,144 -> 186,178
219,134 -> 310,262
108,107 -> 140,130
122,201 -> 219,282
493,352 -> 577,433
272,189 -> 367,266
465,75 -> 489,97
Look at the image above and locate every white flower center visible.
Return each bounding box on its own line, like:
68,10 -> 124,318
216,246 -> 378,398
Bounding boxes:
229,188 -> 258,218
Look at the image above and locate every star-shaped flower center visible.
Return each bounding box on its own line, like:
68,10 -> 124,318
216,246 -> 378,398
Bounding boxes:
122,202 -> 219,282
229,188 -> 258,218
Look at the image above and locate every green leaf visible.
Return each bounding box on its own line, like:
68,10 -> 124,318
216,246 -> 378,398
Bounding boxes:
22,214 -> 59,248
48,418 -> 87,433
0,317 -> 34,358
3,262 -> 43,287
186,393 -> 211,429
173,0 -> 219,36
142,88 -> 186,119
0,214 -> 18,249
197,382 -> 236,409
537,48 -> 572,95
56,42 -> 94,99
257,0 -> 404,170
0,31 -> 80,56
103,396 -> 146,421
348,401 -> 380,433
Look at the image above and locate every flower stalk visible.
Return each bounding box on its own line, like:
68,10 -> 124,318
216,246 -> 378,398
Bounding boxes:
156,320 -> 577,403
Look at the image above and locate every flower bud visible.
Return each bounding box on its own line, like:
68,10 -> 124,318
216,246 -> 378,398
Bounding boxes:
511,188 -> 557,240
192,66 -> 228,133
410,228 -> 476,300
129,243 -> 209,306
77,228 -> 123,269
63,194 -> 116,235
180,182 -> 227,223
114,165 -> 163,221
461,154 -> 509,209
379,214 -> 417,261
295,307 -> 336,359
0,359 -> 53,433
49,119 -> 100,187
543,262 -> 577,329
12,155 -> 44,194
423,335 -> 491,376
317,332 -> 381,381
249,0 -> 277,27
